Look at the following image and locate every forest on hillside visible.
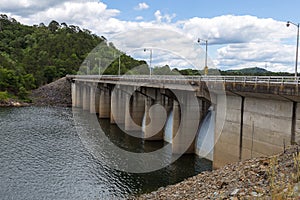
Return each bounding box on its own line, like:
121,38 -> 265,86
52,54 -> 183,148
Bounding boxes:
0,14 -> 148,100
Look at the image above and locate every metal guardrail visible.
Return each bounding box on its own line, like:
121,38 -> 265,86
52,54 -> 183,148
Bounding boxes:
67,75 -> 300,85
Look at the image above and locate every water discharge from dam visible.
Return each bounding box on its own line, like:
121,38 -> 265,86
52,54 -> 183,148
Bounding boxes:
196,108 -> 215,161
164,110 -> 174,144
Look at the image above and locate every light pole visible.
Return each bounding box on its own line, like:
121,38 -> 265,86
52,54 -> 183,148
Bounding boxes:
83,60 -> 90,75
95,58 -> 101,75
144,48 -> 153,76
113,51 -> 121,76
118,54 -> 121,76
287,21 -> 299,78
197,38 -> 208,75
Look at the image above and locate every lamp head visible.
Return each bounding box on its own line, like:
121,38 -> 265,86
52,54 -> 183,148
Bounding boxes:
287,21 -> 290,27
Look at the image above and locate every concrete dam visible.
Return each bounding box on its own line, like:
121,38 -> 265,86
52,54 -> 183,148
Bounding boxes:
67,75 -> 300,169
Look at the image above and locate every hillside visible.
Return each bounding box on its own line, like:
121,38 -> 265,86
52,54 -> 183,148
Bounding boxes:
221,67 -> 292,76
0,14 -> 147,101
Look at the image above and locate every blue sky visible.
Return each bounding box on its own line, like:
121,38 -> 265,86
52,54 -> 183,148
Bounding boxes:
102,0 -> 299,22
1,0 -> 300,72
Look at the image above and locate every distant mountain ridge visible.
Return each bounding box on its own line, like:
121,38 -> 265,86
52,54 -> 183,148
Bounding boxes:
221,67 -> 292,76
226,67 -> 269,74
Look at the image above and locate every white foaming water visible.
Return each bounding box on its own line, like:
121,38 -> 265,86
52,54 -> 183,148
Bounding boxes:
164,110 -> 173,143
195,107 -> 215,161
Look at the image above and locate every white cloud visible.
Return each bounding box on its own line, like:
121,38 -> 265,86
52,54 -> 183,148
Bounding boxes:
134,2 -> 149,11
0,0 -> 83,15
216,42 -> 295,72
135,16 -> 144,21
154,10 -> 176,23
9,1 -> 120,32
1,1 -> 298,72
178,15 -> 291,45
176,15 -> 296,72
110,27 -> 208,71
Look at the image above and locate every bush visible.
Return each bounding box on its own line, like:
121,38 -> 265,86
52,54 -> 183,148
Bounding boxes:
0,91 -> 9,101
17,86 -> 29,100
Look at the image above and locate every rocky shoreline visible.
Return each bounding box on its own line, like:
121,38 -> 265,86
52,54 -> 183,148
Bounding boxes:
0,77 -> 72,108
30,77 -> 72,107
133,145 -> 300,199
0,99 -> 31,107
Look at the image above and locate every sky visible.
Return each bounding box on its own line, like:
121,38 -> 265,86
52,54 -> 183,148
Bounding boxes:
1,0 -> 300,72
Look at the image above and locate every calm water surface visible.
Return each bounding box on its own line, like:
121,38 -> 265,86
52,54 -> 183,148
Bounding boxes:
0,106 -> 211,199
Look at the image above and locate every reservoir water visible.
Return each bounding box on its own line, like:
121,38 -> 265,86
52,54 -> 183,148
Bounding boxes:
0,106 -> 211,199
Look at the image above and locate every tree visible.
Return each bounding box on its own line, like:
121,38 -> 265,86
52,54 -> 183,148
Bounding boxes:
48,20 -> 60,32
43,66 -> 57,83
0,16 -> 148,99
153,65 -> 173,75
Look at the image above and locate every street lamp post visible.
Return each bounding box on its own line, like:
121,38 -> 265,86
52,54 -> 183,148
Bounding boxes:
287,21 -> 300,78
113,51 -> 121,76
144,48 -> 153,76
118,54 -> 121,76
84,60 -> 90,75
95,58 -> 101,75
197,38 -> 208,75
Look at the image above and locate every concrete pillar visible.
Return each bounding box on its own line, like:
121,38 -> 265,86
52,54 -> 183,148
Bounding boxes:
71,82 -> 76,107
75,83 -> 82,108
82,85 -> 90,111
295,103 -> 300,144
110,90 -> 126,124
110,89 -> 118,124
89,86 -> 96,113
172,101 -> 180,142
125,92 -> 145,131
144,97 -> 165,140
172,93 -> 200,154
213,95 -> 242,169
95,87 -> 100,114
99,88 -> 111,118
164,96 -> 173,112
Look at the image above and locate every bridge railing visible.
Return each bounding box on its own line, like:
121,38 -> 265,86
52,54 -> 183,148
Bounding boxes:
68,75 -> 300,85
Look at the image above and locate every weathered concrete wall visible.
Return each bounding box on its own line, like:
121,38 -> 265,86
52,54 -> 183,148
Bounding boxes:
89,86 -> 96,113
241,98 -> 293,160
172,92 -> 200,154
99,88 -> 111,118
144,97 -> 165,140
124,92 -> 145,131
110,89 -> 126,124
82,85 -> 90,111
295,103 -> 300,144
213,95 -> 241,169
71,82 -> 76,107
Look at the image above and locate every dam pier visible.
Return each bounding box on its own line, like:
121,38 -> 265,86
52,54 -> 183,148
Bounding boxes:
68,75 -> 300,168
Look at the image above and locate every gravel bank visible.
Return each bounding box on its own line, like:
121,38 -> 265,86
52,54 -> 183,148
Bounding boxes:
134,146 -> 300,199
30,77 -> 72,107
